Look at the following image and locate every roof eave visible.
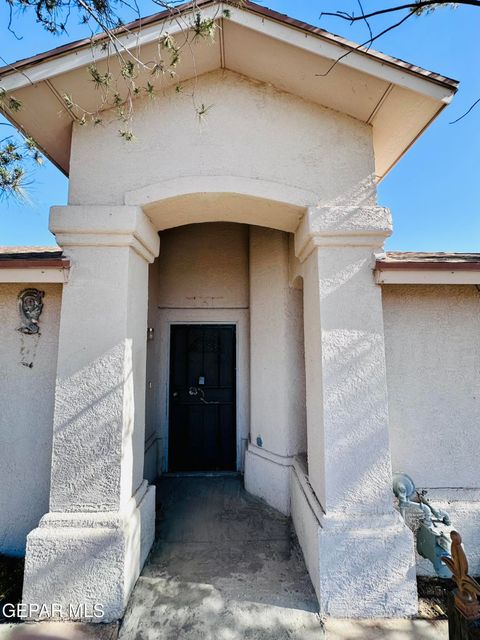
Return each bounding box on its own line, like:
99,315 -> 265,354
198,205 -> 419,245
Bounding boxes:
0,0 -> 459,180
375,258 -> 480,285
0,0 -> 459,94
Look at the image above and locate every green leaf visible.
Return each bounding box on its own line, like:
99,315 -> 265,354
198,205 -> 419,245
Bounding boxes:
119,129 -> 135,142
121,60 -> 135,79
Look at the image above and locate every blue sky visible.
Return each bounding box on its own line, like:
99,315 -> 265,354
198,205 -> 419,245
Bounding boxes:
0,0 -> 479,250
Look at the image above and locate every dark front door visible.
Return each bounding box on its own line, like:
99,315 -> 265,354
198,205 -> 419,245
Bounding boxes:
168,324 -> 236,472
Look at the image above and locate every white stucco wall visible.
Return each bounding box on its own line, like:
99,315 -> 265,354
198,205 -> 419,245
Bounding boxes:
383,284 -> 480,574
0,283 -> 61,555
156,223 -> 249,309
246,226 -> 306,514
68,69 -> 375,210
383,284 -> 480,487
249,226 -> 306,458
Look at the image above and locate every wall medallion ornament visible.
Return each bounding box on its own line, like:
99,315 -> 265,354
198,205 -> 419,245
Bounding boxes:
18,288 -> 44,335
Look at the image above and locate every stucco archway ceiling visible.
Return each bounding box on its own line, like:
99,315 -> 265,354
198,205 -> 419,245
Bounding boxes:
0,0 -> 458,180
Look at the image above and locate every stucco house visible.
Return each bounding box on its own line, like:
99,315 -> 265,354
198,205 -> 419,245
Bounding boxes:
1,0 -> 479,623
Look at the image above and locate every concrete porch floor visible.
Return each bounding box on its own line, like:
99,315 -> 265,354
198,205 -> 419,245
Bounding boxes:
118,475 -> 323,639
0,476 -> 449,639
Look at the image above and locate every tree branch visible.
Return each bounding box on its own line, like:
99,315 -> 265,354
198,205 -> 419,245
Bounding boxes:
321,0 -> 480,23
450,97 -> 480,123
317,10 -> 416,76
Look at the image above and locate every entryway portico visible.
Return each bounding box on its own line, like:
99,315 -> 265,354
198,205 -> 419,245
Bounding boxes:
22,183 -> 417,620
1,0 -> 458,622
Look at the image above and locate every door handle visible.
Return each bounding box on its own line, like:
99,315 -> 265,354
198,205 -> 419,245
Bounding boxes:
188,387 -> 220,405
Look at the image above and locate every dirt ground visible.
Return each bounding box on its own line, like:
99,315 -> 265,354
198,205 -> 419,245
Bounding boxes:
417,576 -> 457,619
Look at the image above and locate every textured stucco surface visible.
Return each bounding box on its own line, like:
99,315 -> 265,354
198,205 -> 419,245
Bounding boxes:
383,285 -> 480,487
68,69 -> 375,209
10,63 -> 450,620
292,203 -> 418,616
48,245 -> 151,512
23,483 -> 155,623
291,461 -> 417,618
301,240 -> 396,516
383,285 -> 480,576
244,448 -> 291,515
246,226 -> 306,514
155,223 -> 249,309
0,283 -> 61,555
22,207 -> 159,621
249,226 -> 306,459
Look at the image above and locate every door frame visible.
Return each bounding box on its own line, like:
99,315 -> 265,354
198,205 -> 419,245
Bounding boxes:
156,309 -> 250,474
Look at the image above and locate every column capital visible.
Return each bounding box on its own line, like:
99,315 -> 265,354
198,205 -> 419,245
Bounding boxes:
295,205 -> 392,263
50,205 -> 160,263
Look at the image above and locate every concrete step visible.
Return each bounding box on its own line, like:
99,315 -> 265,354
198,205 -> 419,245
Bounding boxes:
324,619 -> 447,639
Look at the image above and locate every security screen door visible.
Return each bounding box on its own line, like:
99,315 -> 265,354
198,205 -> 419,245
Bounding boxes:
168,324 -> 236,472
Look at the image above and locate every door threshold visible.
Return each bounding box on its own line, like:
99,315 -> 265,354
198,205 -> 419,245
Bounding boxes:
163,471 -> 242,478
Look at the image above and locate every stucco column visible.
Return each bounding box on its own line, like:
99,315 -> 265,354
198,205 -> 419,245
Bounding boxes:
294,205 -> 417,617
22,206 -> 160,622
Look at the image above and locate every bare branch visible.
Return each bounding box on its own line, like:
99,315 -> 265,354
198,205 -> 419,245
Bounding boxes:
316,10 -> 416,77
356,0 -> 373,42
450,97 -> 480,123
321,0 -> 480,23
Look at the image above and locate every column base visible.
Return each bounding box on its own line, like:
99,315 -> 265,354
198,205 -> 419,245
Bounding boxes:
291,459 -> 418,618
244,444 -> 292,515
22,482 -> 155,623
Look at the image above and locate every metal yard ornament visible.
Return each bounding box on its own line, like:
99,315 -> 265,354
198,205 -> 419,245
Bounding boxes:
18,288 -> 44,335
443,531 -> 480,620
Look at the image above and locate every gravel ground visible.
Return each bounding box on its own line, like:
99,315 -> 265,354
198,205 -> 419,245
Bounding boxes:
417,577 -> 457,620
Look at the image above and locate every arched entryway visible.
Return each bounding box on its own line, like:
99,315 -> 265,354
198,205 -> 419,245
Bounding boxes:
144,220 -> 307,517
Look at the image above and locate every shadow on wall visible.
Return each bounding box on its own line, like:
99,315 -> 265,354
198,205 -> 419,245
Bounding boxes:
20,341 -> 152,623
49,341 -> 136,513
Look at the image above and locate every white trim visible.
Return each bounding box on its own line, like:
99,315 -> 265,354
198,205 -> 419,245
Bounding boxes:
155,309 -> 249,475
226,6 -> 454,103
124,175 -> 316,210
0,6 -> 221,91
0,267 -> 68,283
0,3 -> 454,103
294,205 -> 392,262
297,233 -> 391,263
50,205 -> 160,263
292,456 -> 324,526
246,442 -> 294,467
375,268 -> 480,285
